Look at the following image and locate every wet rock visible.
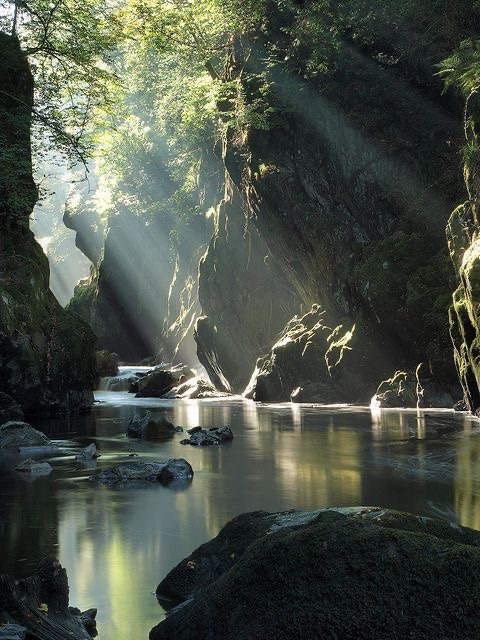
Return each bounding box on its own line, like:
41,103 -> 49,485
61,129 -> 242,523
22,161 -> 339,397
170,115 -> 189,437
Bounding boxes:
76,443 -> 99,460
0,422 -> 50,449
182,427 -> 233,446
0,393 -> 23,423
151,507 -> 480,640
0,624 -> 27,640
0,557 -> 97,638
135,365 -> 194,398
127,411 -> 175,440
15,459 -> 52,475
69,608 -> 97,636
89,459 -> 193,484
175,426 -> 184,433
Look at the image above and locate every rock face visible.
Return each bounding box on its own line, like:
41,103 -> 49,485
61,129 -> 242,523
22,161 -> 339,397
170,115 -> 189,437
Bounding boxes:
448,196 -> 480,413
0,393 -> 23,423
193,8 -> 469,400
69,211 -> 211,364
0,557 -> 97,639
90,459 -> 193,484
0,34 -> 96,416
151,507 -> 480,640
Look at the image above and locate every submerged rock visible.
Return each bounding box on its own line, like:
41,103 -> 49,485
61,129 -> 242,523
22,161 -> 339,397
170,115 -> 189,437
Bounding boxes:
151,507 -> 480,640
15,458 -> 52,475
76,443 -> 99,460
0,422 -> 51,449
89,459 -> 193,484
127,411 -> 175,440
0,557 -> 97,638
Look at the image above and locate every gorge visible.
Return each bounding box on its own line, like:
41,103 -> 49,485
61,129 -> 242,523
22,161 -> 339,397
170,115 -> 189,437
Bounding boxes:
2,1 -> 480,639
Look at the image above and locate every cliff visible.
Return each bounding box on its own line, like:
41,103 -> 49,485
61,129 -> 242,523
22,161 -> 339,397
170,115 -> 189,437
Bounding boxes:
194,6 -> 471,402
0,33 -> 96,415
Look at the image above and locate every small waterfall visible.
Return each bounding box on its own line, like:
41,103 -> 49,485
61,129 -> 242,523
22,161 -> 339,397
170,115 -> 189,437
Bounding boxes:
97,366 -> 153,392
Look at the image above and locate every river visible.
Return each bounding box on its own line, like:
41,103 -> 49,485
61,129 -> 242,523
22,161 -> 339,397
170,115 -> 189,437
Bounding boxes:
1,391 -> 480,639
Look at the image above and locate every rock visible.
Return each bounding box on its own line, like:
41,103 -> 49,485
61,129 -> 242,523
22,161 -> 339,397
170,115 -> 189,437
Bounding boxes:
372,365 -> 457,409
135,365 -> 194,398
68,608 -> 97,636
174,426 -> 184,433
89,459 -> 193,484
182,427 -> 233,446
15,459 -> 52,475
76,443 -> 99,460
0,557 -> 97,638
151,507 -> 480,640
0,624 -> 27,640
127,411 -> 175,440
162,377 -> 230,399
95,350 -> 119,378
244,305 -> 376,403
187,426 -> 202,435
0,393 -> 23,423
0,422 -> 50,449
454,399 -> 468,411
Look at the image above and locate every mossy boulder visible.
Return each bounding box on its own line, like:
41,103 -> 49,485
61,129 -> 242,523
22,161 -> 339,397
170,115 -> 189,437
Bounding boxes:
151,507 -> 480,640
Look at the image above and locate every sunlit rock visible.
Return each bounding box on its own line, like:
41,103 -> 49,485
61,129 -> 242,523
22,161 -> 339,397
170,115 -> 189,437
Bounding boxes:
89,459 -> 193,484
135,365 -> 194,398
162,376 -> 230,399
244,305 -> 376,403
151,507 -> 480,640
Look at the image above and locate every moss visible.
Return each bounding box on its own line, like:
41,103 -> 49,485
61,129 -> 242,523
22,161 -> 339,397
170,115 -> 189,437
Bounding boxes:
151,508 -> 480,640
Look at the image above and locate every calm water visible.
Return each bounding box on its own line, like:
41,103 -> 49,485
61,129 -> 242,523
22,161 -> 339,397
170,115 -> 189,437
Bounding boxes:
1,392 -> 480,639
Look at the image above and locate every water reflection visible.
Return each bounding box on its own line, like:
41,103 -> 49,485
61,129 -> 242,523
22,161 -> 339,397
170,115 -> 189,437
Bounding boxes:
0,395 -> 479,640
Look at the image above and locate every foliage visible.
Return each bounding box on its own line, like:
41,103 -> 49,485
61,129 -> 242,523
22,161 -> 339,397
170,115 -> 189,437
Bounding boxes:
0,0 -> 119,164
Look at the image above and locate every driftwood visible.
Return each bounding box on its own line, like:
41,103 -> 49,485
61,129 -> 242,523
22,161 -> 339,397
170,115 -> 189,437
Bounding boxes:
0,558 -> 96,640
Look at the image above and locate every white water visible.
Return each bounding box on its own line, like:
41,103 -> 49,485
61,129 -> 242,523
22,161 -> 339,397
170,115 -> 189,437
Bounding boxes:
98,365 -> 154,392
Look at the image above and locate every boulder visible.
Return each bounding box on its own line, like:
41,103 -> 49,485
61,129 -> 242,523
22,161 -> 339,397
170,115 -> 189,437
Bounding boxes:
0,422 -> 50,449
89,459 -> 193,485
0,393 -> 23,423
151,507 -> 480,640
127,412 -> 175,440
135,365 -> 194,398
0,557 -> 97,638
